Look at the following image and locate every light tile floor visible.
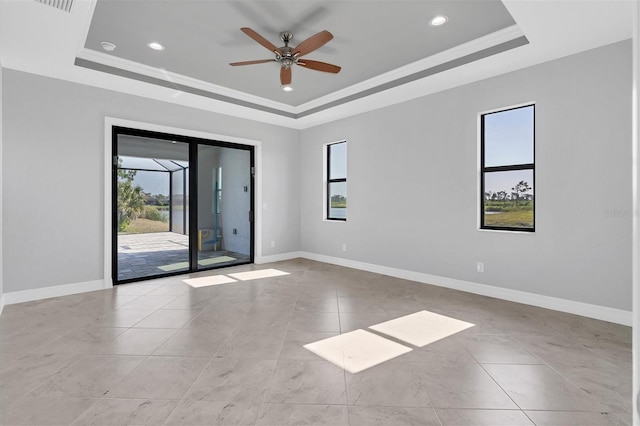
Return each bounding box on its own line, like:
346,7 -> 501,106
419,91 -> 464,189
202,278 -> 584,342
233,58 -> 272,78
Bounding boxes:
0,259 -> 632,425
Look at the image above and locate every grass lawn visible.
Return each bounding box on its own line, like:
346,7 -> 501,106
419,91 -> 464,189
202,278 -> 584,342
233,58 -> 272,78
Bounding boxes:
122,218 -> 169,234
484,210 -> 533,228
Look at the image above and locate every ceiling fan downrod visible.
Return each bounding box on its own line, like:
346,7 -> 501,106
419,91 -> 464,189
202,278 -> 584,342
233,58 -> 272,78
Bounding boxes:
278,31 -> 295,68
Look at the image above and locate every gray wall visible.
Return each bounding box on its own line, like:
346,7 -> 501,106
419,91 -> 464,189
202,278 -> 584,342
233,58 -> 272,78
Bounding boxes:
1,40 -> 632,312
300,40 -> 632,311
2,70 -> 300,292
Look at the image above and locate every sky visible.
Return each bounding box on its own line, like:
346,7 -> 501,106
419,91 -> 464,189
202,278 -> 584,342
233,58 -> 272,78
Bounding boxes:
483,106 -> 534,195
484,105 -> 534,167
120,156 -> 186,197
133,171 -> 169,196
330,142 -> 347,179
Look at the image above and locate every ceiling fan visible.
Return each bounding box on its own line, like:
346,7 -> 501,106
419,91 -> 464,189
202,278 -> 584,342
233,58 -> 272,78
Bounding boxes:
230,27 -> 341,88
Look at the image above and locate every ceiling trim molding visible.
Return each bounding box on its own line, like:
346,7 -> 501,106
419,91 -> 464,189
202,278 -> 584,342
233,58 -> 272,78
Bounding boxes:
77,33 -> 527,122
297,35 -> 529,118
296,24 -> 525,112
75,24 -> 526,119
74,57 -> 298,118
76,47 -> 296,114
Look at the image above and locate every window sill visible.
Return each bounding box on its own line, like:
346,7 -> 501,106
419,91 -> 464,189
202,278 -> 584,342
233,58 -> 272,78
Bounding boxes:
478,228 -> 535,235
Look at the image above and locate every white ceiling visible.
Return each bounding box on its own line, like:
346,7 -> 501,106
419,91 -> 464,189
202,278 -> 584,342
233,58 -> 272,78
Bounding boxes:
0,0 -> 634,129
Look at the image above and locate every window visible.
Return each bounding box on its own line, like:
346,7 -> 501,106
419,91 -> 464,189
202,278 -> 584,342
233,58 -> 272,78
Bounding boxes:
481,104 -> 535,231
327,141 -> 347,221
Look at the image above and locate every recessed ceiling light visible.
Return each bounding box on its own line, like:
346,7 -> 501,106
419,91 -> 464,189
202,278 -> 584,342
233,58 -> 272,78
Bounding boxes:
147,42 -> 165,51
282,85 -> 293,92
100,41 -> 116,52
429,15 -> 448,26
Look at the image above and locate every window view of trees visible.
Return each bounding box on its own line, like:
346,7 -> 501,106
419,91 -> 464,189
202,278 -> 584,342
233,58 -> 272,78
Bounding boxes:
481,105 -> 535,230
117,166 -> 169,233
483,179 -> 534,228
330,194 -> 346,208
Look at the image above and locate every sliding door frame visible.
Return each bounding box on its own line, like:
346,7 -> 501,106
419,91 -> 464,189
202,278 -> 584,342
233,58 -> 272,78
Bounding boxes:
105,118 -> 262,287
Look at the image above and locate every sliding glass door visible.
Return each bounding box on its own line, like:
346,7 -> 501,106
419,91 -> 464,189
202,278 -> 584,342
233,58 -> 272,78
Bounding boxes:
196,145 -> 252,269
112,127 -> 254,284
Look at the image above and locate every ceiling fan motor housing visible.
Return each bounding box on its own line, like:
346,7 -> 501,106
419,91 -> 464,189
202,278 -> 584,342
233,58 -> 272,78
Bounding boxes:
278,51 -> 295,66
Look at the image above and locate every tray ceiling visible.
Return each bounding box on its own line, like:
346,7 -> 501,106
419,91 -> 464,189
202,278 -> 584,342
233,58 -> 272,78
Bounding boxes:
78,0 -> 524,116
0,0 -> 633,128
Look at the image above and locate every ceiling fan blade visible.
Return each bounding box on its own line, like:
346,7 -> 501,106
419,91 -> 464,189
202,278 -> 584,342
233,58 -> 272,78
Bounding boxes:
280,67 -> 292,85
229,59 -> 275,66
240,27 -> 282,55
297,59 -> 341,74
292,30 -> 333,57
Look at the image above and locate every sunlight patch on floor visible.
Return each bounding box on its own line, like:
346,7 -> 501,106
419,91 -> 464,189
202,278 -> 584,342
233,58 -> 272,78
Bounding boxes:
303,329 -> 412,374
183,275 -> 237,288
304,310 -> 475,373
228,268 -> 289,281
182,268 -> 290,288
369,310 -> 475,347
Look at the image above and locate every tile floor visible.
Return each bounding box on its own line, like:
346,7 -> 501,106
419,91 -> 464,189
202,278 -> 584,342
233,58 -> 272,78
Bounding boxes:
0,259 -> 632,425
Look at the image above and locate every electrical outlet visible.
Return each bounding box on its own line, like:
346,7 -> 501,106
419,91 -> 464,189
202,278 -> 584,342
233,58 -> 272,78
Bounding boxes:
342,243 -> 347,252
477,262 -> 484,273
271,241 -> 276,248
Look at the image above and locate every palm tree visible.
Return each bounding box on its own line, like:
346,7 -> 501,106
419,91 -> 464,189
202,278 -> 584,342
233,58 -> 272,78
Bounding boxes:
511,181 -> 532,206
497,191 -> 508,206
117,167 -> 146,231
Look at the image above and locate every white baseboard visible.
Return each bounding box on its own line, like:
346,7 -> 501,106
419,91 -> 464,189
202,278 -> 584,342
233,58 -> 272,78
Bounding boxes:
3,279 -> 109,306
1,254 -> 631,326
299,251 -> 632,326
255,251 -> 303,264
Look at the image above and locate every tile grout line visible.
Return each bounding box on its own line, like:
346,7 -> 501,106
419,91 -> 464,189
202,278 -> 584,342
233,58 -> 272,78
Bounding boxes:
134,274 -> 250,424
475,361 -> 536,424
504,333 -> 624,412
336,286 -> 353,426
162,305 -> 238,424
103,290 -> 199,402
253,273 -> 304,425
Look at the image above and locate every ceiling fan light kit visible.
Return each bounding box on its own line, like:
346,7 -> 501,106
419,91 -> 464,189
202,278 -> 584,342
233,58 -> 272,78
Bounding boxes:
230,27 -> 341,88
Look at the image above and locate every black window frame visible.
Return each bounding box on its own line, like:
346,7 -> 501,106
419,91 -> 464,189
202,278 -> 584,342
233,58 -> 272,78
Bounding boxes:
480,104 -> 535,232
326,141 -> 347,221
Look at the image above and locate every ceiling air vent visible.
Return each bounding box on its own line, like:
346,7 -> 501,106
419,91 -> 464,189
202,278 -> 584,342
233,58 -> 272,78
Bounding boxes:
34,0 -> 73,13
